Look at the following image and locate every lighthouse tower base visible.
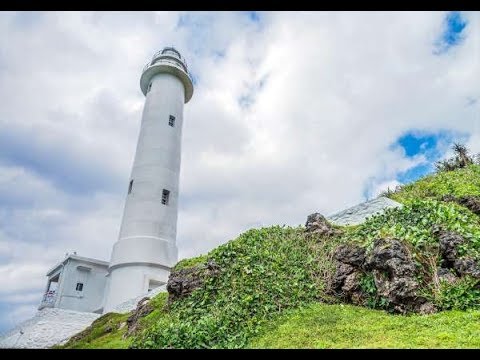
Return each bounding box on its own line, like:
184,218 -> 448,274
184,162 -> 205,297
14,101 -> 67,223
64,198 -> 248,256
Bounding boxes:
102,236 -> 177,313
103,264 -> 170,313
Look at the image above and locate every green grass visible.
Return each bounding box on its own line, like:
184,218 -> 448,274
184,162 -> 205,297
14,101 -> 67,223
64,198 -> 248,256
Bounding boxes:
137,292 -> 169,331
131,226 -> 341,349
57,312 -> 132,349
344,199 -> 480,253
249,303 -> 480,348
173,254 -> 209,271
389,164 -> 480,204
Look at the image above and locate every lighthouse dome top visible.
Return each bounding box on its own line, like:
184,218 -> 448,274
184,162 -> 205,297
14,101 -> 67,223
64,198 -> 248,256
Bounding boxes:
140,47 -> 194,103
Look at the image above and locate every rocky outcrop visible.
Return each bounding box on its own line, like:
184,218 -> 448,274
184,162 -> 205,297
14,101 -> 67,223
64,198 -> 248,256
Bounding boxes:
432,226 -> 480,279
437,268 -> 457,284
305,213 -> 342,238
332,239 -> 435,314
442,195 -> 480,215
331,244 -> 368,306
434,226 -> 465,268
366,238 -> 432,314
125,297 -> 154,336
453,258 -> 480,279
364,239 -> 415,277
167,260 -> 221,303
334,244 -> 366,267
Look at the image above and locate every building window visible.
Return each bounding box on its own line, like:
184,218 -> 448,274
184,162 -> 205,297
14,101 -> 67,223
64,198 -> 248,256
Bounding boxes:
169,115 -> 175,127
76,283 -> 83,291
161,189 -> 170,205
128,180 -> 134,194
147,82 -> 152,93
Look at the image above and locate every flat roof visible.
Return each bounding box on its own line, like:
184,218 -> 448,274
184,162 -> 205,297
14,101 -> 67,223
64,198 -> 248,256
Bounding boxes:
46,254 -> 110,277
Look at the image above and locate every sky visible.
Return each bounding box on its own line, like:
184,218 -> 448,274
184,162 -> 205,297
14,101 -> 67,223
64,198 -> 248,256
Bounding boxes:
0,11 -> 479,333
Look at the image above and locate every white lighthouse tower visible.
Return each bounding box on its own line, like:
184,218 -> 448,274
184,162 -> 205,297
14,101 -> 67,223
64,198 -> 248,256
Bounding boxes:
103,47 -> 194,312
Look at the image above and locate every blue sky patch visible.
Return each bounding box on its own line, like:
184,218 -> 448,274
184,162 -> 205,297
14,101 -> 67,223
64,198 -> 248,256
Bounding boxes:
393,129 -> 469,184
434,11 -> 467,54
364,129 -> 470,199
397,163 -> 433,184
397,132 -> 439,158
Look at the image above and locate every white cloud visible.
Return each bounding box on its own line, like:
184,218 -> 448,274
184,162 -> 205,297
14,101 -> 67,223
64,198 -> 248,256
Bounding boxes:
0,11 -> 479,331
370,180 -> 404,199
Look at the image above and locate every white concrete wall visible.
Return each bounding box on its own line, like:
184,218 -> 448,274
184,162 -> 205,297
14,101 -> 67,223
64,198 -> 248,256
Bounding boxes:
104,265 -> 169,312
111,284 -> 167,314
104,70 -> 188,312
55,259 -> 108,313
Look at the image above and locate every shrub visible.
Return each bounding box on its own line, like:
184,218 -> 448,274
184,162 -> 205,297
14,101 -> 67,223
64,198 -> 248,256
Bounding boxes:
132,226 -> 341,349
435,276 -> 480,311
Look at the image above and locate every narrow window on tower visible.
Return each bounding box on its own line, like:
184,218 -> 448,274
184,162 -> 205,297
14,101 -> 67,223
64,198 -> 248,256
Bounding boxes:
128,180 -> 134,194
168,115 -> 175,127
161,189 -> 170,205
76,283 -> 83,291
147,82 -> 152,93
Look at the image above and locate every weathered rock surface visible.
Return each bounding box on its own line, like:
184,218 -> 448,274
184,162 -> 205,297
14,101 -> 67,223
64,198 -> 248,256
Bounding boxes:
305,213 -> 342,237
432,226 -> 480,279
453,258 -> 480,279
125,297 -> 154,336
332,238 -> 434,314
334,244 -> 366,267
364,239 -> 415,278
332,263 -> 356,292
433,226 -> 465,268
331,244 -> 366,305
167,260 -> 221,303
437,268 -> 458,284
366,238 -> 430,313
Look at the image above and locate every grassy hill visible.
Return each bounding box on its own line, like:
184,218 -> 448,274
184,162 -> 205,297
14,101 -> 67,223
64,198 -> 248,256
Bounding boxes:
59,162 -> 480,349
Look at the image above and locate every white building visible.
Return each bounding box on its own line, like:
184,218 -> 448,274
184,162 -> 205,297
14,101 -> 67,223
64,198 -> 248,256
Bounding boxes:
39,254 -> 109,313
36,46 -> 194,315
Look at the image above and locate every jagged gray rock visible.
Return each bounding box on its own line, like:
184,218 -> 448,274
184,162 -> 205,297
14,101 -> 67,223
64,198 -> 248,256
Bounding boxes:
334,244 -> 366,267
365,239 -> 430,314
453,258 -> 480,279
437,268 -> 458,284
305,213 -> 342,237
125,297 -> 154,336
332,238 -> 434,314
433,226 -> 465,267
432,226 -> 480,278
167,260 -> 221,303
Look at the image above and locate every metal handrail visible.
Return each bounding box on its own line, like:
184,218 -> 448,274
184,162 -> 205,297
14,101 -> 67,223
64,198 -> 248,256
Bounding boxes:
153,48 -> 183,60
142,58 -> 193,83
144,53 -> 188,72
41,290 -> 57,306
142,59 -> 186,73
